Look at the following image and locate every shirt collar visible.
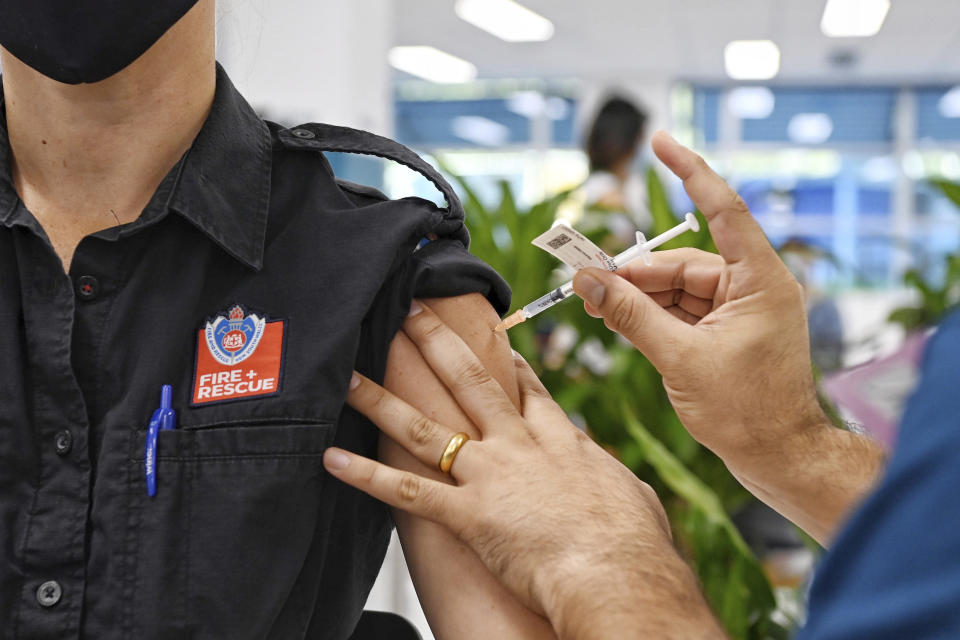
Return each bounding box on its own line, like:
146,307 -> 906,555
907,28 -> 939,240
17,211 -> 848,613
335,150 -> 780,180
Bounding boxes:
171,64 -> 272,270
0,82 -> 16,226
0,64 -> 272,270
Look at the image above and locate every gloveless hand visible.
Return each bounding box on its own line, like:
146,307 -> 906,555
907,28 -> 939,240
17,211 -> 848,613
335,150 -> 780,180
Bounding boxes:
573,131 -> 822,469
323,302 -> 721,640
572,132 -> 882,545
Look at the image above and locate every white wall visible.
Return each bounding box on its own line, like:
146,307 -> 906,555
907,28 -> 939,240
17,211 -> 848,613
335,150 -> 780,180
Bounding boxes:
216,0 -> 394,134
366,532 -> 434,640
217,3 -> 434,636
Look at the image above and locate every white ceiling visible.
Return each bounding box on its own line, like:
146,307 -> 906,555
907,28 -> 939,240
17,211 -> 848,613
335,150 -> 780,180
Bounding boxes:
394,0 -> 960,85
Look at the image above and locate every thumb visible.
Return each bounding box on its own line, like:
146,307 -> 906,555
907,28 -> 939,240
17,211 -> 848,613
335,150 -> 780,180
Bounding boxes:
573,267 -> 694,368
651,130 -> 779,269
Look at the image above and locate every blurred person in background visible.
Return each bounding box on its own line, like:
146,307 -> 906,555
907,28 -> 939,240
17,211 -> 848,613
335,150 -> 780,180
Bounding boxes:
0,0 -> 557,637
781,239 -> 846,373
542,95 -> 654,374
580,95 -> 651,247
327,132 -> 959,640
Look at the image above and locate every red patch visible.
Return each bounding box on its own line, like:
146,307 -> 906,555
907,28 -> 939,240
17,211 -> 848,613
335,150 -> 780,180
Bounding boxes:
191,311 -> 285,405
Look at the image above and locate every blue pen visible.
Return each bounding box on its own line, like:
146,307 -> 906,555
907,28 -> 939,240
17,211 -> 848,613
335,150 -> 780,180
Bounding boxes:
145,385 -> 177,497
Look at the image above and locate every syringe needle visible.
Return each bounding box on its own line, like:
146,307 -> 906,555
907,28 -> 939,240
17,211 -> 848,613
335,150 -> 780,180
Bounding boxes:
494,309 -> 526,332
494,213 -> 700,332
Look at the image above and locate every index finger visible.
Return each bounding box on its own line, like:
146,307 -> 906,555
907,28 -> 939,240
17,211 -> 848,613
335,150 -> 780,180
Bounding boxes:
651,131 -> 779,268
616,247 -> 723,300
402,301 -> 520,434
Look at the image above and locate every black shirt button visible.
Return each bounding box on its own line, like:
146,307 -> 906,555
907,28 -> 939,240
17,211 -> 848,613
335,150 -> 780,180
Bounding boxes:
54,430 -> 73,456
76,275 -> 99,300
36,580 -> 62,607
291,128 -> 315,139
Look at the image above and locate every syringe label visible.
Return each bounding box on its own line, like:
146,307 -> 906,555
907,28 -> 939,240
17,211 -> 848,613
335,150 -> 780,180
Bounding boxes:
532,224 -> 617,271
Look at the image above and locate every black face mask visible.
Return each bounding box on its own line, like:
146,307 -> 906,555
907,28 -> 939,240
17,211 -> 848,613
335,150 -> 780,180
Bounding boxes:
0,0 -> 201,85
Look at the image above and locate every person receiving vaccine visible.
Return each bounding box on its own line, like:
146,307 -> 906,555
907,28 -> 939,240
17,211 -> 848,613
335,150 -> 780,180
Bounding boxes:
0,2 -> 555,637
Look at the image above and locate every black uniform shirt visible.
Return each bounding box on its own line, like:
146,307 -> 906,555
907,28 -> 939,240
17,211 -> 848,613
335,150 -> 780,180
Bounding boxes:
0,64 -> 509,639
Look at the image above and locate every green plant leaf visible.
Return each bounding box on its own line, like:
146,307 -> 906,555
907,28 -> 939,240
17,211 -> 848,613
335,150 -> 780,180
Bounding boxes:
930,178 -> 960,210
906,269 -> 947,318
495,180 -> 521,252
947,254 -> 960,289
647,167 -> 682,235
623,405 -> 745,552
887,306 -> 926,331
890,182 -> 960,327
621,405 -> 776,638
720,556 -> 750,637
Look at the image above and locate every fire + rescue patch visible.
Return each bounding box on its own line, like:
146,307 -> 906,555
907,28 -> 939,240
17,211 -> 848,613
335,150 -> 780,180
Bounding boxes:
192,304 -> 285,405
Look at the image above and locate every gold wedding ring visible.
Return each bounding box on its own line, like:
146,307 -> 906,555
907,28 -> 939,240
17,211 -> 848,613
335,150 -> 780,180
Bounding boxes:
438,432 -> 470,474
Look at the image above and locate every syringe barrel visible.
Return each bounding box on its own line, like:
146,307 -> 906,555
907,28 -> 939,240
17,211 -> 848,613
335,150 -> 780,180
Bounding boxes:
523,280 -> 575,318
611,244 -> 643,269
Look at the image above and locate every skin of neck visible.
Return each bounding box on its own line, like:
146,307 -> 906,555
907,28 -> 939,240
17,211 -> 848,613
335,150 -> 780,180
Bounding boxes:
1,0 -> 215,259
611,150 -> 635,183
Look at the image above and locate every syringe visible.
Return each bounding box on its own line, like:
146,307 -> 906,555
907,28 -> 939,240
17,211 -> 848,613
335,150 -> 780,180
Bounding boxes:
494,213 -> 700,331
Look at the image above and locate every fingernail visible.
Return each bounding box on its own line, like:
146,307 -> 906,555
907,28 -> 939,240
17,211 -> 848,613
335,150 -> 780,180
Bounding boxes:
324,449 -> 351,471
408,300 -> 423,317
349,373 -> 361,390
656,129 -> 678,144
575,272 -> 606,307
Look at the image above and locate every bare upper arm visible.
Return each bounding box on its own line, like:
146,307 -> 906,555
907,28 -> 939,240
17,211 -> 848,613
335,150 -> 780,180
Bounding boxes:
381,293 -> 554,639
386,292 -> 520,418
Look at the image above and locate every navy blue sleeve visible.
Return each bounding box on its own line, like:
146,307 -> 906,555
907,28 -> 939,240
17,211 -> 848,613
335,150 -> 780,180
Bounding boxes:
797,311 -> 960,639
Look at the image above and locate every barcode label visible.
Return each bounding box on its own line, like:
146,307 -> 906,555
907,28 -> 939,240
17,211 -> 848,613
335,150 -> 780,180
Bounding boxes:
532,224 -> 616,271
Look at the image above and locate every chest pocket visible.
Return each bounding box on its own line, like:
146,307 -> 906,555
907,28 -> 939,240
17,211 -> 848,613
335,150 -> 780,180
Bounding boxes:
124,422 -> 334,639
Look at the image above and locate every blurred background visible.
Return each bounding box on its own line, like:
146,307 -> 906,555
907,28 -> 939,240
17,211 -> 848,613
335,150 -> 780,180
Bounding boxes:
216,2 -> 960,638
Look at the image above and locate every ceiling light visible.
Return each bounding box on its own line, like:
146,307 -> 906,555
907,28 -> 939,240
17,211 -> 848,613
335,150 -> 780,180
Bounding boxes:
902,151 -> 925,180
388,46 -> 477,83
507,91 -> 547,118
545,97 -> 570,120
821,0 -> 890,37
861,156 -> 897,183
941,153 -> 960,180
727,87 -> 776,119
506,92 -> 571,121
939,87 -> 960,118
787,113 -> 834,144
724,41 -> 780,81
451,116 -> 511,146
455,0 -> 555,42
